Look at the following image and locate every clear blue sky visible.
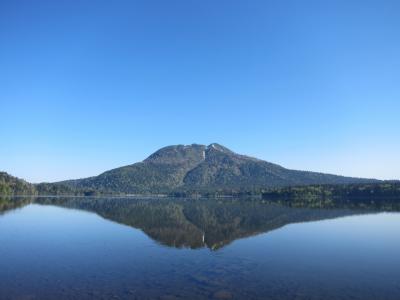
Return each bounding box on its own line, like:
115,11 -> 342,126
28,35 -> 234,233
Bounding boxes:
1,0 -> 399,183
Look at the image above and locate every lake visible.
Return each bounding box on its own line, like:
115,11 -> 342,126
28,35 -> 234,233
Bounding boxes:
0,196 -> 399,299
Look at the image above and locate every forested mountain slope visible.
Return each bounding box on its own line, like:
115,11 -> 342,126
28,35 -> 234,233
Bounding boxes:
52,143 -> 377,194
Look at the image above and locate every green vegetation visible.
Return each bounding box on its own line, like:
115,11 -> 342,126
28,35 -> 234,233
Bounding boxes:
1,144 -> 398,199
262,182 -> 400,210
35,182 -> 87,196
0,172 -> 36,195
42,143 -> 378,195
0,172 -> 103,196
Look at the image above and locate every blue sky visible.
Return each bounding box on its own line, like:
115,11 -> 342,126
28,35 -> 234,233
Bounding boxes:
1,0 -> 399,182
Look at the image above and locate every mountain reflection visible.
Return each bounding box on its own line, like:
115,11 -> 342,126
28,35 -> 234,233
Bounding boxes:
0,196 -> 389,249
16,196 -> 379,250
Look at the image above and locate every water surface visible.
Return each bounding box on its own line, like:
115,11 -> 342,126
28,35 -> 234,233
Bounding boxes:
0,197 -> 399,299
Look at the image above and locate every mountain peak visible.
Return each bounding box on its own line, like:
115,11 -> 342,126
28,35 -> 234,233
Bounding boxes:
144,143 -> 235,164
206,143 -> 234,154
144,144 -> 205,164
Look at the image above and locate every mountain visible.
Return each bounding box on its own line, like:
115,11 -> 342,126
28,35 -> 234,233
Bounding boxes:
0,172 -> 36,195
47,143 -> 377,195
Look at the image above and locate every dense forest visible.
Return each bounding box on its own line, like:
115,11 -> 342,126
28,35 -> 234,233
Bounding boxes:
0,172 -> 36,195
1,169 -> 400,209
261,182 -> 400,210
0,172 -> 99,196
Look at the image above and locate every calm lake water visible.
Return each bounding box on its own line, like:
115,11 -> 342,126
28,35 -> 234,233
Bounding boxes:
0,197 -> 399,300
